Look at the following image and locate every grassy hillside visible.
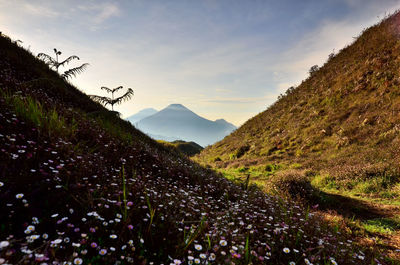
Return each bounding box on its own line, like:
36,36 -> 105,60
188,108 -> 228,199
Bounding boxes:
196,12 -> 400,203
0,33 -> 396,264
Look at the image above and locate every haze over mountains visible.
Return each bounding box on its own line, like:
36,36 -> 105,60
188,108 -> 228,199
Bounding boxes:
127,104 -> 236,146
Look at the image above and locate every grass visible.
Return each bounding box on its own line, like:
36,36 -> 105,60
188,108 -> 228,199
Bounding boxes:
2,91 -> 77,138
362,218 -> 400,234
311,173 -> 400,206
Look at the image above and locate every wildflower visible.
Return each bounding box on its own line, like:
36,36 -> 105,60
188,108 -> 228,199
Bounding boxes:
91,242 -> 98,248
194,244 -> 202,251
172,259 -> 181,264
209,253 -> 216,261
30,235 -> 40,240
290,262 -> 296,265
232,253 -> 241,258
0,241 -> 9,249
42,233 -> 48,239
219,239 -> 227,246
51,239 -> 62,245
89,227 -> 96,233
283,248 -> 290,254
127,201 -> 133,206
25,225 -> 35,234
16,193 -> 24,199
0,182 -> 4,187
99,249 -> 107,255
73,258 -> 83,264
110,234 -> 117,239
200,253 -> 207,259
128,224 -> 133,230
194,258 -> 200,264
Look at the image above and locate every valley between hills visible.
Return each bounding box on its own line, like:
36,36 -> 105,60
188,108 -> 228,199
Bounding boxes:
2,9 -> 400,265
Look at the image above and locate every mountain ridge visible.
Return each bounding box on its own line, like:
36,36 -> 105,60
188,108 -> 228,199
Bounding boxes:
135,103 -> 236,146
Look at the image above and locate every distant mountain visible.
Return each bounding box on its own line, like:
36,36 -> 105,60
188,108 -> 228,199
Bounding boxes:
126,108 -> 157,125
214,118 -> 236,131
136,104 -> 236,146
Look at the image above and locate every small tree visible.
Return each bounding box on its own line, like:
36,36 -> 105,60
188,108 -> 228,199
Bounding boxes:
89,86 -> 134,111
37,48 -> 89,80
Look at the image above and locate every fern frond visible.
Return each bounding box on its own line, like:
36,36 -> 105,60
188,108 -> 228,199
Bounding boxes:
37,53 -> 57,67
113,88 -> 134,105
112,86 -> 124,93
89,95 -> 112,106
62,63 -> 89,80
101,86 -> 113,93
58,55 -> 80,68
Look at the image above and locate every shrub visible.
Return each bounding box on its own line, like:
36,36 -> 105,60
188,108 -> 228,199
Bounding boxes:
268,170 -> 320,204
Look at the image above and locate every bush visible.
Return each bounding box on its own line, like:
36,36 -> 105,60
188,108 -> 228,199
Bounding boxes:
268,170 -> 320,204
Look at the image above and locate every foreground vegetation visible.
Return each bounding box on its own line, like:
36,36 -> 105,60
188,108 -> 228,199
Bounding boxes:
0,33 -> 394,264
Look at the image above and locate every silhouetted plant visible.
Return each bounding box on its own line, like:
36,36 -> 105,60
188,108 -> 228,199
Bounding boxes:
37,48 -> 88,80
309,64 -> 319,76
89,86 -> 134,111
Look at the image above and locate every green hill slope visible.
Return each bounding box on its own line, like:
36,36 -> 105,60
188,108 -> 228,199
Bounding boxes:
0,32 -> 395,264
196,12 -> 400,202
158,140 -> 204,156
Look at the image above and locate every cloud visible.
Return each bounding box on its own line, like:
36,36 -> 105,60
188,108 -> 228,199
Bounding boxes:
78,2 -> 121,26
23,3 -> 59,18
201,95 -> 275,104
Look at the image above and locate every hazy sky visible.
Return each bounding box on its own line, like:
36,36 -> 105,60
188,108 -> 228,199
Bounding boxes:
1,0 -> 399,125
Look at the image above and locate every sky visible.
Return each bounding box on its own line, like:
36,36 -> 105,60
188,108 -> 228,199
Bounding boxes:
1,0 -> 399,126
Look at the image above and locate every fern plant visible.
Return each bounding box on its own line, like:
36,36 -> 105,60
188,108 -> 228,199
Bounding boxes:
89,86 -> 134,111
37,48 -> 89,80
